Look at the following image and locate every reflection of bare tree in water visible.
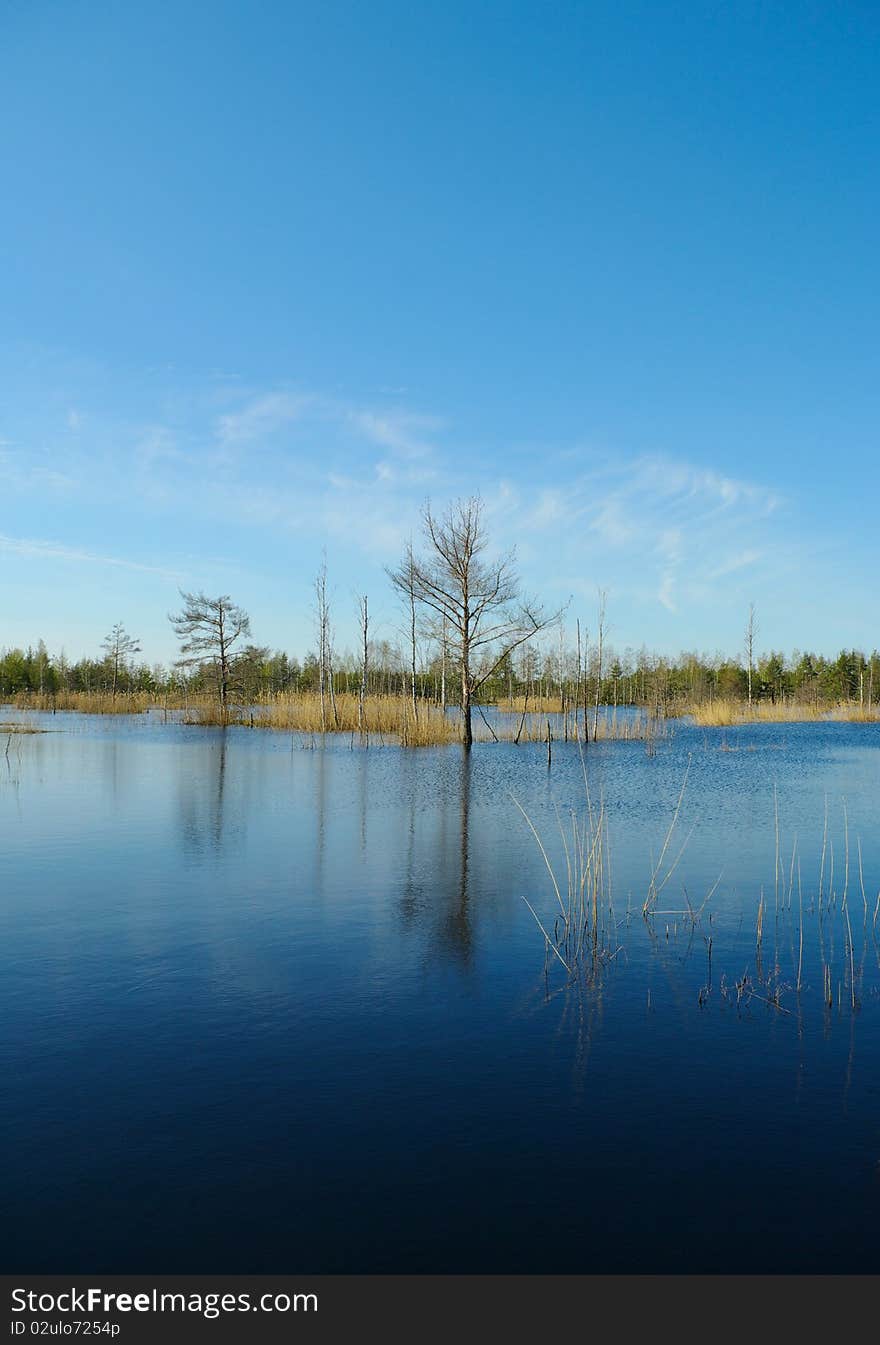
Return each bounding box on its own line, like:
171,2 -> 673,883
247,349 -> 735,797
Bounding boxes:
212,731 -> 227,850
107,739 -> 120,804
357,749 -> 368,856
399,749 -> 475,968
449,753 -> 476,963
437,748 -> 473,965
179,730 -> 229,854
400,783 -> 420,926
313,741 -> 327,880
397,750 -> 427,928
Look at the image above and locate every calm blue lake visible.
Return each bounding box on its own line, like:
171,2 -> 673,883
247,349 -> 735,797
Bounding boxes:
2,711 -> 879,1271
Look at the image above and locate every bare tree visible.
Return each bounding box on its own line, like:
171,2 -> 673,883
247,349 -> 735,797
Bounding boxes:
102,622 -> 142,698
745,602 -> 758,708
315,561 -> 329,731
593,589 -> 607,742
357,594 -> 369,734
393,496 -> 558,749
388,541 -> 420,722
314,557 -> 340,729
558,621 -> 566,725
440,614 -> 448,711
577,618 -> 590,738
575,618 -> 583,742
169,591 -> 251,713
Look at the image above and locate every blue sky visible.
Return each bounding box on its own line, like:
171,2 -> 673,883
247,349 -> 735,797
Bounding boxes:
2,1 -> 878,665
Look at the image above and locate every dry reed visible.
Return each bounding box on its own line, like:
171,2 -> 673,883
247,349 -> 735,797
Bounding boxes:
686,698 -> 880,727
14,690 -> 158,715
195,692 -> 461,745
10,689 -> 670,747
512,785 -> 616,978
518,779 -> 874,1020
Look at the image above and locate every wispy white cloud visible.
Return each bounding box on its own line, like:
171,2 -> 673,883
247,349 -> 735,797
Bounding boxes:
134,425 -> 182,468
591,499 -> 635,546
0,447 -> 76,493
0,533 -> 180,580
479,452 -> 787,623
523,488 -> 568,530
657,528 -> 682,562
216,392 -> 311,444
709,548 -> 762,579
0,360 -> 801,650
348,409 -> 442,458
655,527 -> 682,612
658,573 -> 677,611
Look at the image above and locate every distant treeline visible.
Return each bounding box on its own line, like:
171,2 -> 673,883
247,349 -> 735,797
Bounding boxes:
5,497 -> 879,737
2,638 -> 878,711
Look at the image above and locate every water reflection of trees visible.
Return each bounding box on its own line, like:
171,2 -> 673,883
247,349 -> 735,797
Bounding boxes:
398,749 -> 475,968
178,731 -> 232,855
437,750 -> 473,965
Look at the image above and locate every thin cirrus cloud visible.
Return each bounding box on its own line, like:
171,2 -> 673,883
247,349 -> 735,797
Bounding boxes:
142,388 -> 447,546
215,392 -> 312,445
658,573 -> 677,612
0,443 -> 77,494
1,365 -> 797,646
477,453 -> 786,621
0,532 -> 181,580
348,409 -> 444,459
212,388 -> 443,461
709,548 -> 763,579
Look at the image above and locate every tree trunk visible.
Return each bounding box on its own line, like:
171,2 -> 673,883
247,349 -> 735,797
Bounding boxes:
575,619 -> 582,741
318,621 -> 326,731
358,596 -> 368,735
593,598 -> 605,742
461,654 -> 473,750
440,621 -> 447,711
409,589 -> 418,722
328,652 -> 339,727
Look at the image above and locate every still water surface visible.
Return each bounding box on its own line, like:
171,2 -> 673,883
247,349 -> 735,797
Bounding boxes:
2,712 -> 879,1271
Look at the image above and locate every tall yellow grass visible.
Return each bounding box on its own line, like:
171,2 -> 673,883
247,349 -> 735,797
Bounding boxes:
686,698 -> 880,727
188,692 -> 461,745
499,708 -> 665,743
831,703 -> 880,722
500,694 -> 566,714
12,690 -> 159,715
9,689 -> 671,746
20,689 -> 877,741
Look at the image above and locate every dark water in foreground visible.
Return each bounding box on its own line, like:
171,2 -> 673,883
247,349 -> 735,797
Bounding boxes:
1,711 -> 879,1273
